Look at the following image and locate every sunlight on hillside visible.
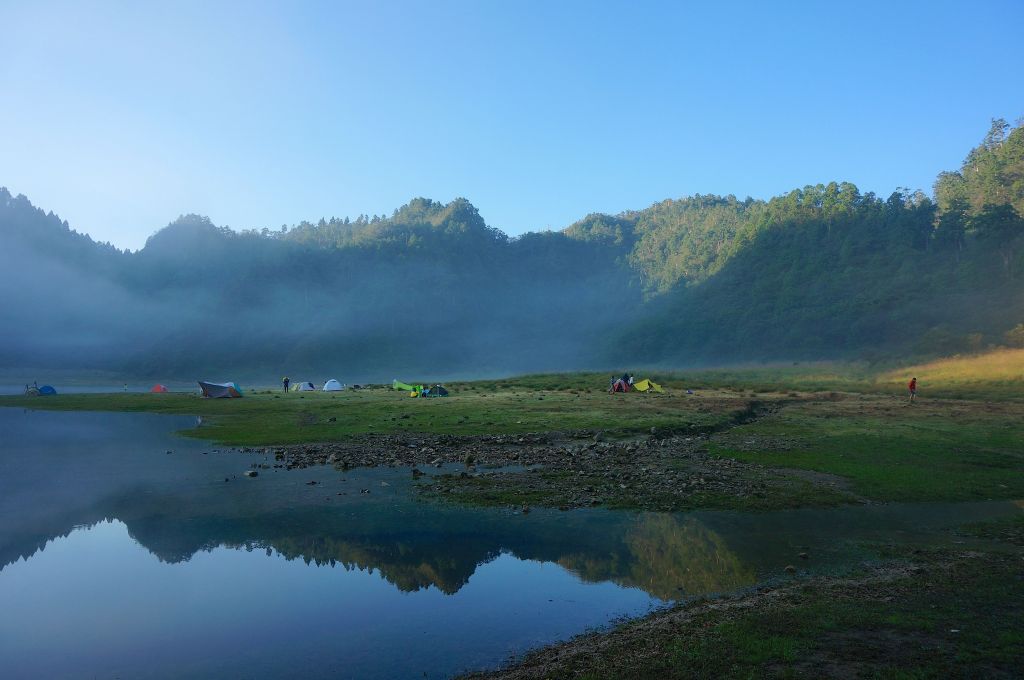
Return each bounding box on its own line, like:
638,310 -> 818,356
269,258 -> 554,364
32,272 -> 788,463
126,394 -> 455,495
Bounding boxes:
881,349 -> 1024,386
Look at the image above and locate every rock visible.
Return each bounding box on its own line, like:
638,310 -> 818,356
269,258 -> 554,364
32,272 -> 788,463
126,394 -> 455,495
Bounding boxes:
521,505 -> 530,514
799,552 -> 808,560
306,480 -> 318,485
784,565 -> 796,574
244,470 -> 258,478
411,467 -> 424,478
360,488 -> 370,494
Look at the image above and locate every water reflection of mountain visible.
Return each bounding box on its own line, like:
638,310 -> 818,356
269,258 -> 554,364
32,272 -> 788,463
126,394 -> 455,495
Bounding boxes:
560,514 -> 756,600
2,409 -> 758,600
5,486 -> 755,600
5,410 -> 1016,603
112,499 -> 756,599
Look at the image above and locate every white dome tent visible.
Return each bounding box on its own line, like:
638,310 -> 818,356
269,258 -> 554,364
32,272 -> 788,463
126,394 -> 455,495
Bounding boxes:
322,379 -> 345,392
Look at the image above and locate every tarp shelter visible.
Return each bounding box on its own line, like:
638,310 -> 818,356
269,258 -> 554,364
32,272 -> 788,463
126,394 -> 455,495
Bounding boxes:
421,384 -> 449,398
322,379 -> 344,391
393,380 -> 415,392
198,381 -> 243,398
632,379 -> 664,393
150,384 -> 168,393
38,385 -> 57,396
292,382 -> 316,391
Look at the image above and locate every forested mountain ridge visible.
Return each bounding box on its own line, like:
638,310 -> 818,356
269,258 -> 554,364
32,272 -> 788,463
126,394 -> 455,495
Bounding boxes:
1,118 -> 1022,379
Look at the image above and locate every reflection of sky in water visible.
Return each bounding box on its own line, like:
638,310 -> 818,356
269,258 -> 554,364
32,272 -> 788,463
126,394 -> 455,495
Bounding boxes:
0,520 -> 658,679
0,407 -> 1020,679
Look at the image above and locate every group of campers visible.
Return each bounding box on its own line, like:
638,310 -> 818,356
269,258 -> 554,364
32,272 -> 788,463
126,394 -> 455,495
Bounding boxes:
609,373 -> 664,393
391,380 -> 449,398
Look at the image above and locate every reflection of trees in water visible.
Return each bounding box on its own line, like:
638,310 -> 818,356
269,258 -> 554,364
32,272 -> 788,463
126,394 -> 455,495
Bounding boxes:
558,513 -> 755,600
261,536 -> 499,595
5,474 -> 751,601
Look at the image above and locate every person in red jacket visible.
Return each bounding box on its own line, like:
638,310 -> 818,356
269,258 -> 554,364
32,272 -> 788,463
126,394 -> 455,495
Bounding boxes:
908,377 -> 917,403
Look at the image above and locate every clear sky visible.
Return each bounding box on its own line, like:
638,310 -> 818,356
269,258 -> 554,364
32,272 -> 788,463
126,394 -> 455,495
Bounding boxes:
1,0 -> 1022,250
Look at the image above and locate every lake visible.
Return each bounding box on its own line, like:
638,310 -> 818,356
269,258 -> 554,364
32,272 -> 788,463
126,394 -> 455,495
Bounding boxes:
0,408 -> 1017,679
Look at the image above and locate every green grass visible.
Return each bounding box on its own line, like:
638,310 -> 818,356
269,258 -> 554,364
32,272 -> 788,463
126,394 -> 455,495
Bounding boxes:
0,386 -> 737,446
710,397 -> 1024,502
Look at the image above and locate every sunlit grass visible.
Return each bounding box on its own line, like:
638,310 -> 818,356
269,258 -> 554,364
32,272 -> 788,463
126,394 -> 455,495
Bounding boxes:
877,348 -> 1024,388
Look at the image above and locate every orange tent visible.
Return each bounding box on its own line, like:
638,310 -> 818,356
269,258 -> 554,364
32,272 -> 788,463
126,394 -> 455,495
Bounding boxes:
150,384 -> 169,393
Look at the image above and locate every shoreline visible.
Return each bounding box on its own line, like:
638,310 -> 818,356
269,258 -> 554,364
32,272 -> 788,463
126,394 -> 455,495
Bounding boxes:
457,536 -> 1024,679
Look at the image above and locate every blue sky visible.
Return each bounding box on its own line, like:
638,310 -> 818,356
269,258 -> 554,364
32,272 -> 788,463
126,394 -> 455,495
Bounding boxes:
1,0 -> 1022,250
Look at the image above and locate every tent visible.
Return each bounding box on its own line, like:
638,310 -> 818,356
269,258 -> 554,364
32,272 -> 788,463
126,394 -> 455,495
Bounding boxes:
611,379 -> 630,393
421,384 -> 449,398
198,381 -> 243,398
292,382 -> 316,392
632,378 -> 664,393
150,384 -> 169,393
322,379 -> 344,392
38,385 -> 57,396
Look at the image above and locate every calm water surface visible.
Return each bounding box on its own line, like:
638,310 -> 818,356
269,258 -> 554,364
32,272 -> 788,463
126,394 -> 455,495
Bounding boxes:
0,408 -> 1018,679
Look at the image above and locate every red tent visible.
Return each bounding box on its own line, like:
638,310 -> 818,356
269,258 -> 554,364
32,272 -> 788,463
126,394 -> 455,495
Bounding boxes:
150,384 -> 169,393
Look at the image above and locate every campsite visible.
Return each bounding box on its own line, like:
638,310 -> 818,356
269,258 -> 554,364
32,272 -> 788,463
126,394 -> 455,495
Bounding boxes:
3,5 -> 1024,678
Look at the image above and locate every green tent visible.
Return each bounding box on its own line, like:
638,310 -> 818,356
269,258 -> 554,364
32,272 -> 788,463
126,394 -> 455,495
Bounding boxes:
393,379 -> 416,391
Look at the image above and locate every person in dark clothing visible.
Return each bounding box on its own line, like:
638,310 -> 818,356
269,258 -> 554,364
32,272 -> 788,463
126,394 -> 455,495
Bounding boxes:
283,377 -> 290,393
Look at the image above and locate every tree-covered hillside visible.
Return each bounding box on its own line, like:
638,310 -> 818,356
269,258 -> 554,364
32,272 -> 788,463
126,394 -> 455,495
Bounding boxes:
1,118 -> 1022,379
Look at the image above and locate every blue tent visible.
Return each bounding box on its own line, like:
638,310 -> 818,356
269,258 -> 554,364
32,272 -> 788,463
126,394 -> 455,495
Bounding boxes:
38,385 -> 57,395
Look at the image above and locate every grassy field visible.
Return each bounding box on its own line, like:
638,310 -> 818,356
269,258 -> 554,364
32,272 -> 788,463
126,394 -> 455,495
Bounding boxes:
711,394 -> 1024,503
0,385 -> 744,446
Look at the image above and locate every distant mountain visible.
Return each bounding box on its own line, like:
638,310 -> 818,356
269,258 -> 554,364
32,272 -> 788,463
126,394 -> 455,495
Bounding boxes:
1,118 -> 1022,379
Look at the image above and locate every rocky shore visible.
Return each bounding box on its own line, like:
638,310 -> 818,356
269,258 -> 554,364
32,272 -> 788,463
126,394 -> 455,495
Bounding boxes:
237,415 -> 850,512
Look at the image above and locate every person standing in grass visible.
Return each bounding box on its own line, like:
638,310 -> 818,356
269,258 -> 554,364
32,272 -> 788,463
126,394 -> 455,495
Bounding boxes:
283,376 -> 290,393
908,377 -> 917,403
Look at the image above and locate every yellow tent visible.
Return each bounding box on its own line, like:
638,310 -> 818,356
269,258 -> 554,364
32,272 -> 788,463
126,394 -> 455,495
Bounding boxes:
633,378 -> 664,393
